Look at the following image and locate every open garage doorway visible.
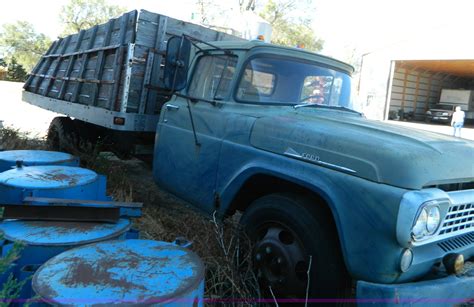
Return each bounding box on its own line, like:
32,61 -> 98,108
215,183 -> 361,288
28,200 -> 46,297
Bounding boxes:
386,60 -> 474,124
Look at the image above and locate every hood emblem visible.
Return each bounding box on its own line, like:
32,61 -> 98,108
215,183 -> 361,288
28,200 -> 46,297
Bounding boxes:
284,147 -> 356,174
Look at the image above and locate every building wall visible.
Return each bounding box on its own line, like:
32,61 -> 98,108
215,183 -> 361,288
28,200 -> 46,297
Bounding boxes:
357,26 -> 474,120
388,65 -> 468,120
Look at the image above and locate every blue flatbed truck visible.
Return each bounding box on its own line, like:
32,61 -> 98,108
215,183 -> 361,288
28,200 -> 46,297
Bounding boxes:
23,10 -> 474,305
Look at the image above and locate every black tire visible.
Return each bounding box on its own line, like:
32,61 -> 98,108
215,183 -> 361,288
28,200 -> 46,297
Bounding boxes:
240,193 -> 351,299
46,117 -> 78,153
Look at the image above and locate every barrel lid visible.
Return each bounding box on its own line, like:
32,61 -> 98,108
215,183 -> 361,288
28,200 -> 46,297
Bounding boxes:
0,165 -> 97,189
32,240 -> 204,305
0,219 -> 130,246
0,150 -> 77,166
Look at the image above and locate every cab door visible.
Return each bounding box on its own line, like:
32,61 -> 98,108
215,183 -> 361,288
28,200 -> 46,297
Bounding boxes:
153,54 -> 238,213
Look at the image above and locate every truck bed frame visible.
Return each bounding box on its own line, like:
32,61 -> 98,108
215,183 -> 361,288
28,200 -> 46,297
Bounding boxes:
23,10 -> 242,132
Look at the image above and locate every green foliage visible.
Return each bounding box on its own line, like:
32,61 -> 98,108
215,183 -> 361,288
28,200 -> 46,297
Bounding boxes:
5,58 -> 27,82
0,239 -> 26,306
259,0 -> 324,52
0,21 -> 51,72
59,0 -> 127,36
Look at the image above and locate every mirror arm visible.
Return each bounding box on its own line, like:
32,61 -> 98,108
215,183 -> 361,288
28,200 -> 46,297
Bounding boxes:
175,93 -> 217,107
183,34 -> 233,55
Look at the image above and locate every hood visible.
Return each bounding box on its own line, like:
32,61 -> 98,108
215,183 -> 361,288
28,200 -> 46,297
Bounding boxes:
250,110 -> 474,189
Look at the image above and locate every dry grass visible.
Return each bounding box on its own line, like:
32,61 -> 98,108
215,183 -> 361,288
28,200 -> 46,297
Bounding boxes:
0,126 -> 45,151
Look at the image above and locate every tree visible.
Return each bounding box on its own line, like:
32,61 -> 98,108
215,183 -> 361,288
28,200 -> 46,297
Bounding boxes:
0,21 -> 51,72
5,58 -> 27,82
259,0 -> 324,52
59,0 -> 127,36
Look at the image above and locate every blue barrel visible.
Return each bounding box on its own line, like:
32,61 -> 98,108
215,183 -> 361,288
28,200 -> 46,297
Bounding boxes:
0,219 -> 132,301
0,165 -> 108,205
0,150 -> 79,173
32,240 -> 205,306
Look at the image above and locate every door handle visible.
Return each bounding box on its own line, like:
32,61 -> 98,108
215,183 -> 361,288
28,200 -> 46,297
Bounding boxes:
166,104 -> 180,111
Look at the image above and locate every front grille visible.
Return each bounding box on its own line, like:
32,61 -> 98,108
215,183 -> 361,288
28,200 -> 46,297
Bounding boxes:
439,203 -> 474,235
424,181 -> 474,192
438,232 -> 474,252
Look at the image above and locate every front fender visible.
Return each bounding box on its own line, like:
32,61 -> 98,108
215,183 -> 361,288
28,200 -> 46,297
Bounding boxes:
216,145 -> 408,283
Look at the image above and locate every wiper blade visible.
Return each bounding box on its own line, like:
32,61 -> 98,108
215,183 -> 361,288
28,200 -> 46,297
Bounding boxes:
293,103 -> 361,115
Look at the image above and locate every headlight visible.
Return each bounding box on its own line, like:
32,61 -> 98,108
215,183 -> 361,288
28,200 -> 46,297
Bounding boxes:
411,203 -> 441,241
442,112 -> 448,116
426,206 -> 440,234
426,111 -> 432,115
412,208 -> 428,240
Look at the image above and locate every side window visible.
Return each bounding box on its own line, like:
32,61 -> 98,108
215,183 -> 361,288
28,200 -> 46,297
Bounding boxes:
188,55 -> 238,100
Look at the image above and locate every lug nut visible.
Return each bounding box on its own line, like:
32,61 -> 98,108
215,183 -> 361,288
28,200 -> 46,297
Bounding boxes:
255,253 -> 262,261
265,246 -> 272,254
277,257 -> 282,264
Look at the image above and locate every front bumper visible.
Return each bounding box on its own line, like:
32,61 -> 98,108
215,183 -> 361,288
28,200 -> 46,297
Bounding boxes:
356,261 -> 474,306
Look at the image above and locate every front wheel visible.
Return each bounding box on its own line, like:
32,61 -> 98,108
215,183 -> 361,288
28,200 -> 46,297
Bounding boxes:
240,193 -> 350,298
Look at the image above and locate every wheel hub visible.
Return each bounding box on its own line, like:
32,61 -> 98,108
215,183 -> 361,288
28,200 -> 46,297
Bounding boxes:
254,226 -> 309,295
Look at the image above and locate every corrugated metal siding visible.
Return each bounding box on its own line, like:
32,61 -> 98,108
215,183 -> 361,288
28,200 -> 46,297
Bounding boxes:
389,63 -> 471,120
24,10 -> 244,116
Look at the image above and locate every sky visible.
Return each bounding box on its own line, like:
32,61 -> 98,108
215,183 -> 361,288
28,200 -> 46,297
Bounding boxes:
0,0 -> 473,61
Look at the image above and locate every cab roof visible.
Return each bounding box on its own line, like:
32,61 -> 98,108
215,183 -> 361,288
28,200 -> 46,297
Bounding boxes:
197,40 -> 355,74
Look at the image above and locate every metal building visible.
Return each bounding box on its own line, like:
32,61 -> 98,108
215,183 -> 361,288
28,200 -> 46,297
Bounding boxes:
357,25 -> 474,121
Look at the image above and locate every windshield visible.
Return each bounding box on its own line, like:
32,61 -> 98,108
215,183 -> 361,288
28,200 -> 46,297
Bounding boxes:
236,56 -> 352,109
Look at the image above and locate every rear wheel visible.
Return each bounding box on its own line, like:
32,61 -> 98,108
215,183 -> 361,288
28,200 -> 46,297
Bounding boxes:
47,117 -> 78,153
240,193 -> 350,299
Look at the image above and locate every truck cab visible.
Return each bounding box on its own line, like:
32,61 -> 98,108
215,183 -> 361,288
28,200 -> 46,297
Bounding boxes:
153,37 -> 474,302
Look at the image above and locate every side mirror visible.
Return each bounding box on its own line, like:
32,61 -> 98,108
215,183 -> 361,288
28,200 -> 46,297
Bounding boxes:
164,36 -> 192,91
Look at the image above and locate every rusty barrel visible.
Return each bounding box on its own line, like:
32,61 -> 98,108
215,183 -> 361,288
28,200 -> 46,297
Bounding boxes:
32,240 -> 205,306
0,150 -> 79,173
0,165 -> 108,205
0,219 -> 132,302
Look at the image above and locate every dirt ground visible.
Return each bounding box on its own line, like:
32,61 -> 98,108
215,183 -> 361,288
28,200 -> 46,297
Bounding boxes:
0,81 -> 59,138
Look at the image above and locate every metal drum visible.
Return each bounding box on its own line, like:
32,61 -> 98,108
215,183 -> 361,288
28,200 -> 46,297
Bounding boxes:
0,150 -> 79,173
0,165 -> 108,205
32,240 -> 205,306
0,219 -> 131,300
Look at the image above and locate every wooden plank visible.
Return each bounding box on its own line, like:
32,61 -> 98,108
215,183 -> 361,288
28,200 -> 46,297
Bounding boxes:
43,35 -> 72,96
91,20 -> 114,106
110,45 -> 126,110
141,13 -> 166,114
31,39 -> 63,93
58,30 -> 85,99
138,51 -> 154,114
109,13 -> 130,111
71,25 -> 98,103
24,40 -> 59,89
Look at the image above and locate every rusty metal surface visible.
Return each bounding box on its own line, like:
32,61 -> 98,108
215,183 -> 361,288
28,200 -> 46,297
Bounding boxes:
2,205 -> 120,223
32,240 -> 205,305
0,150 -> 79,172
0,165 -> 97,189
0,219 -> 130,246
